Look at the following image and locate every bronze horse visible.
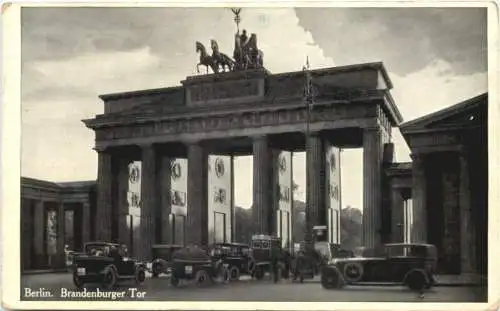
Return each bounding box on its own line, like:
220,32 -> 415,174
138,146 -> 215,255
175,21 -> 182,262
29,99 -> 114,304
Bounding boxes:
195,41 -> 218,74
210,39 -> 235,72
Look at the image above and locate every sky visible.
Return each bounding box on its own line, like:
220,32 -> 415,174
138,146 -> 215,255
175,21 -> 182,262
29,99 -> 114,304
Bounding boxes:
21,7 -> 488,210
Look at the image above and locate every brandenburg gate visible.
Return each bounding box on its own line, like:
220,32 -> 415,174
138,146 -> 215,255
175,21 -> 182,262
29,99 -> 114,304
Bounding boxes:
84,62 -> 403,260
83,13 -> 403,260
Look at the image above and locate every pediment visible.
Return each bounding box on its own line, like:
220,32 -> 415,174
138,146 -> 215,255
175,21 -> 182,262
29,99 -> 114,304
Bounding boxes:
400,93 -> 487,133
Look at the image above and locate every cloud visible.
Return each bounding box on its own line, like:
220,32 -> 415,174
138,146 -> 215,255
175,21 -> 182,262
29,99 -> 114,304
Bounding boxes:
295,8 -> 487,76
389,59 -> 487,162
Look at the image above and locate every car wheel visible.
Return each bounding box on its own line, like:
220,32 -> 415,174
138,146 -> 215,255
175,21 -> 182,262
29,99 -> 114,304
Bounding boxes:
195,269 -> 210,287
254,267 -> 264,280
343,262 -> 364,283
102,268 -> 117,290
229,266 -> 240,281
321,268 -> 344,289
170,275 -> 179,287
406,270 -> 427,291
135,267 -> 146,285
72,273 -> 84,289
152,262 -> 161,278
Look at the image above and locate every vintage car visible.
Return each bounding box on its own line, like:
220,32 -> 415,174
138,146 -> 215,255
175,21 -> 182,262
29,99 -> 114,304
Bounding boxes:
72,242 -> 147,289
291,241 -> 330,282
291,226 -> 354,283
169,245 -> 229,287
250,234 -> 290,281
147,244 -> 184,278
209,243 -> 253,281
321,243 -> 438,291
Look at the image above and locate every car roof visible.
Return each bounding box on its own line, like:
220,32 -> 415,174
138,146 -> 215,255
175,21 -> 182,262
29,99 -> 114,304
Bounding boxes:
384,243 -> 435,247
213,243 -> 250,247
152,244 -> 184,248
85,241 -> 121,246
251,234 -> 280,240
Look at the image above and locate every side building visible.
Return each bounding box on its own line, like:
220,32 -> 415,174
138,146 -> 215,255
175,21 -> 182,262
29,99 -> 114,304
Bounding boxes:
21,178 -> 96,272
386,93 -> 488,276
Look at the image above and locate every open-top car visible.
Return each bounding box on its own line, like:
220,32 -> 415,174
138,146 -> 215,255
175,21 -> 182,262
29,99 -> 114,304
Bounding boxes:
321,243 -> 438,291
72,242 -> 147,289
147,244 -> 184,278
169,245 -> 229,287
209,243 -> 253,281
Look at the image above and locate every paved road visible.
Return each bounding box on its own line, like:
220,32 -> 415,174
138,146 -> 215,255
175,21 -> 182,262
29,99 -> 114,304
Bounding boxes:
21,272 -> 487,302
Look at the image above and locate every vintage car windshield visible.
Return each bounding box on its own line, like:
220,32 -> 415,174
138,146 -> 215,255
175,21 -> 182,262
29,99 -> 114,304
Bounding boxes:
85,244 -> 112,256
386,244 -> 431,258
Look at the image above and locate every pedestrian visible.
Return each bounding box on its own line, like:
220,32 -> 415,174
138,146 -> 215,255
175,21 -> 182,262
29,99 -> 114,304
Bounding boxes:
271,245 -> 280,283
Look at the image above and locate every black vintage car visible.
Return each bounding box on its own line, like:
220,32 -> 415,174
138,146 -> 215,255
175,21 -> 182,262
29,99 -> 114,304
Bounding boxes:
250,234 -> 290,281
169,245 -> 229,287
209,243 -> 253,281
147,244 -> 184,278
291,226 -> 354,283
321,243 -> 438,291
72,242 -> 147,289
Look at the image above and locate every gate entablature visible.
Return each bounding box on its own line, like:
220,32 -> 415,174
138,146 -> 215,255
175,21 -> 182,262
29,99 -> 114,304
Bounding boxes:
83,62 -> 403,151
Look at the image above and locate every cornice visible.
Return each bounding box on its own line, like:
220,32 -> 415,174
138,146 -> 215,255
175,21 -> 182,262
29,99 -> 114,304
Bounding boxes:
84,91 -> 385,130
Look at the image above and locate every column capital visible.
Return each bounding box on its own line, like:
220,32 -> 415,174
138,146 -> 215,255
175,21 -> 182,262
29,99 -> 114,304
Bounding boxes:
182,139 -> 202,146
252,134 -> 268,141
410,153 -> 424,161
364,125 -> 382,133
135,142 -> 156,150
93,146 -> 108,153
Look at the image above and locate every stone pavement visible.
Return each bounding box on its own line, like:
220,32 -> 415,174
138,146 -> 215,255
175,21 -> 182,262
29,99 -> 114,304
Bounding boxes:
23,269 -> 486,286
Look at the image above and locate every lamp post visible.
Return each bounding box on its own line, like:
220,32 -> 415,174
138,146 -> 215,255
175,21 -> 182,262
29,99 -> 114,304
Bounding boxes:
303,57 -> 314,250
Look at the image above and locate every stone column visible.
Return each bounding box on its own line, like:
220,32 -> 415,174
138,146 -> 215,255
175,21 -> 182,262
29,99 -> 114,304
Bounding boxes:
306,133 -> 326,227
253,136 -> 272,234
138,144 -> 157,261
187,142 -> 209,245
362,127 -> 383,247
96,150 -> 113,241
159,156 -> 172,244
270,149 -> 280,236
33,200 -> 45,266
390,188 -> 405,242
57,202 -> 65,268
411,153 -> 427,243
230,155 -> 235,242
459,151 -> 476,273
82,201 -> 91,247
117,158 -> 131,246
